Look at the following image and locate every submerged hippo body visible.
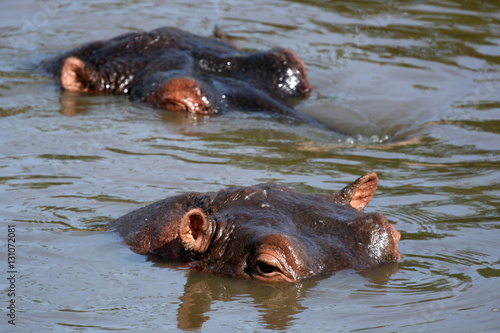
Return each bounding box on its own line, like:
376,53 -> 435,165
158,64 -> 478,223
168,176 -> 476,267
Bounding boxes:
111,173 -> 400,282
43,26 -> 330,129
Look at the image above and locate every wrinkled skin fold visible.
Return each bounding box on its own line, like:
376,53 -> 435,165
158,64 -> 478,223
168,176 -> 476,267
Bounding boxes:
43,26 -> 332,130
111,173 -> 401,283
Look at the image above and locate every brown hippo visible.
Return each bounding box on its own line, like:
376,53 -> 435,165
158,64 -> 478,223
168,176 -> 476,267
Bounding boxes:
43,26 -> 331,130
111,173 -> 401,282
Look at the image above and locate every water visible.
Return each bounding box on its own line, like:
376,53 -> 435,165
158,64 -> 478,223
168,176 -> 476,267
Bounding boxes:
1,0 -> 499,331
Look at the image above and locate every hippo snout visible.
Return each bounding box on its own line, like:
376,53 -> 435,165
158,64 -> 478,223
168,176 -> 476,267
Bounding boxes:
361,213 -> 401,262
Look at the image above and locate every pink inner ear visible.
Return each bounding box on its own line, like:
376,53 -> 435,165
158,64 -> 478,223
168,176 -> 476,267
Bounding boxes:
178,208 -> 212,253
340,173 -> 378,211
60,57 -> 88,92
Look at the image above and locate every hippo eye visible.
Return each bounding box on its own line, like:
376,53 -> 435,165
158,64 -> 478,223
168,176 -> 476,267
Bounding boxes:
256,261 -> 280,275
254,253 -> 285,278
164,99 -> 188,112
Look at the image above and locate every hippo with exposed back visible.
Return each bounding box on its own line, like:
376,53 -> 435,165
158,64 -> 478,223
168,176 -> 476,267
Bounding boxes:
43,26 -> 331,130
111,173 -> 400,282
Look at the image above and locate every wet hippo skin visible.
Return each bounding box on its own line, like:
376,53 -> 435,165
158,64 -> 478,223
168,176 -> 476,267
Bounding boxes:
43,26 -> 331,130
111,173 -> 401,283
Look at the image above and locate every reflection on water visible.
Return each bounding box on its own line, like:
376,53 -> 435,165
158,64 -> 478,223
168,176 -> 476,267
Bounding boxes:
176,270 -> 310,331
172,262 -> 399,331
1,0 -> 500,332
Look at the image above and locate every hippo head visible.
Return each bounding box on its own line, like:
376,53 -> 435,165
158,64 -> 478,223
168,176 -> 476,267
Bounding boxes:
42,27 -> 336,129
111,173 -> 400,283
43,27 -> 331,124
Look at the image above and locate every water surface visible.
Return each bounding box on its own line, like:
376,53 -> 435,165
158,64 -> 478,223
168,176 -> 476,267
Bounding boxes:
1,0 -> 499,332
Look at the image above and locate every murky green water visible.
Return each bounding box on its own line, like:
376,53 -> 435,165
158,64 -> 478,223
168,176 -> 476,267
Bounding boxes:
1,0 -> 499,332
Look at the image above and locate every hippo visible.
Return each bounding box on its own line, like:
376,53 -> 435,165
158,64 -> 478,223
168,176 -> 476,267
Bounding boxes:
111,173 -> 400,282
43,26 -> 331,130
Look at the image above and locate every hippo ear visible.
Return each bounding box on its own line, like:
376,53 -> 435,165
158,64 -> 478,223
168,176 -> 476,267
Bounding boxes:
178,208 -> 214,254
339,172 -> 378,211
59,57 -> 92,92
